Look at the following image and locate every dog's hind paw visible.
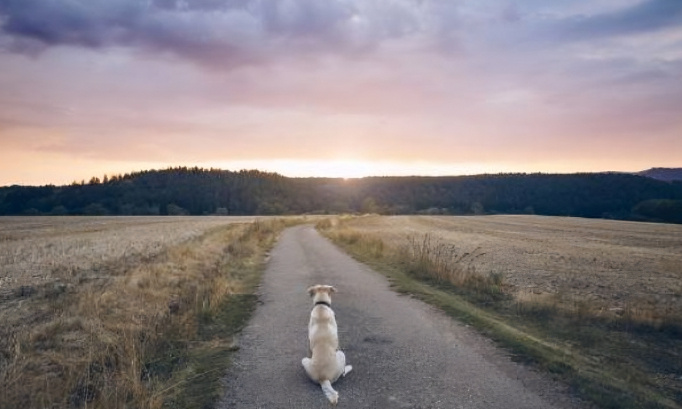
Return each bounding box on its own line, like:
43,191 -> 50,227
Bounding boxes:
343,365 -> 353,376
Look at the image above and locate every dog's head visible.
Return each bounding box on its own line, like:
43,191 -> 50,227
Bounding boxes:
307,284 -> 336,305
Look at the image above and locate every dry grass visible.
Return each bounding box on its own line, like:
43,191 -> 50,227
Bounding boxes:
0,216 -> 292,409
322,215 -> 682,326
319,215 -> 682,409
0,216 -> 257,291
404,233 -> 497,291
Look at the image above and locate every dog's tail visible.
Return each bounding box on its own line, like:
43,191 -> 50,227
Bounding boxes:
320,380 -> 339,405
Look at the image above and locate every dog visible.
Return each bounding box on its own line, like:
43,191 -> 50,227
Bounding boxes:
302,285 -> 352,405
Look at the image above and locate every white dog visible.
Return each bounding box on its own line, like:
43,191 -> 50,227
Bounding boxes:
302,285 -> 352,405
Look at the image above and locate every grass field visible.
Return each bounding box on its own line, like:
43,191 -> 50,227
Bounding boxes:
3,214 -> 680,408
0,216 -> 292,409
319,215 -> 682,409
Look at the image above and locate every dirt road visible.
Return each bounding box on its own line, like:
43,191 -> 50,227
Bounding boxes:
218,226 -> 585,408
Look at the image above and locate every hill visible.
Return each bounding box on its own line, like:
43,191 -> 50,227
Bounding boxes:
1,167 -> 681,223
637,167 -> 682,182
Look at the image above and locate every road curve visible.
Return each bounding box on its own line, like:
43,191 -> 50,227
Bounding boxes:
218,226 -> 585,409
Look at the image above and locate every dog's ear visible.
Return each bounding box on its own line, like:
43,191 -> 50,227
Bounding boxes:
307,286 -> 317,297
329,286 -> 337,294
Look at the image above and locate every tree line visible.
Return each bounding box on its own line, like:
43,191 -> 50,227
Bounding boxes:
1,167 -> 681,223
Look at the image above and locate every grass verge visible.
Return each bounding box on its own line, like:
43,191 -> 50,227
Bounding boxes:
1,218 -> 297,409
318,217 -> 681,409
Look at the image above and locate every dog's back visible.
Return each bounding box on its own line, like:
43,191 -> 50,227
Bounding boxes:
308,305 -> 341,382
303,285 -> 352,405
309,305 -> 339,352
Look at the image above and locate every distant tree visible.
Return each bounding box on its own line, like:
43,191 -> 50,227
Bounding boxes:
471,201 -> 485,215
83,203 -> 108,215
89,177 -> 101,185
167,203 -> 188,215
134,205 -> 160,215
50,205 -> 69,215
118,204 -> 135,214
418,207 -> 444,215
361,197 -> 379,214
632,199 -> 682,223
328,200 -> 351,214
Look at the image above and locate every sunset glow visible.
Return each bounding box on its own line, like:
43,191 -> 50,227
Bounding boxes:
207,160 -> 505,179
1,1 -> 681,186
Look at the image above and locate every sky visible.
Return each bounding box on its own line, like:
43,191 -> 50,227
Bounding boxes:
1,0 -> 681,186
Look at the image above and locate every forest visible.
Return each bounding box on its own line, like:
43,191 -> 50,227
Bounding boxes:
1,167 -> 681,223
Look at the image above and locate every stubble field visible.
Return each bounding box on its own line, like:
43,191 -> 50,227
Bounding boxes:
0,216 -> 258,291
339,215 -> 682,320
0,215 -> 290,409
320,215 -> 682,408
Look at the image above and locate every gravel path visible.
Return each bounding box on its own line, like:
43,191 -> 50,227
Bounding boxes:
218,226 -> 586,408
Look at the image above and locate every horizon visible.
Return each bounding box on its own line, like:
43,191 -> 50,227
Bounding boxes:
0,163 -> 673,188
1,1 -> 681,186
1,157 -> 680,187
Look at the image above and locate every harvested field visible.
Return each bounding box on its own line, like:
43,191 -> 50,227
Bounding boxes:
320,215 -> 682,409
335,215 -> 682,322
0,216 -> 256,292
0,216 -> 287,409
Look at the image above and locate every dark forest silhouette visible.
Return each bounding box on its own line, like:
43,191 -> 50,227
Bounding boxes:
1,167 -> 681,223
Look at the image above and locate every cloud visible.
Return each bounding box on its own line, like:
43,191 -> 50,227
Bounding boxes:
547,0 -> 682,42
0,0 -> 439,68
2,1 -> 680,68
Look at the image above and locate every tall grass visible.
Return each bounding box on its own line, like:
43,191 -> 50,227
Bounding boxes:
0,218 -> 292,409
321,219 -> 504,299
402,233 -> 504,295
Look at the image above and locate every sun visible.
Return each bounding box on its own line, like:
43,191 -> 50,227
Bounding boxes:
321,160 -> 380,179
273,159 -> 382,179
